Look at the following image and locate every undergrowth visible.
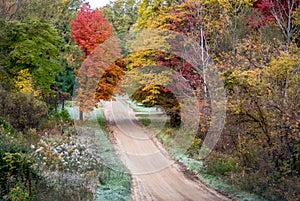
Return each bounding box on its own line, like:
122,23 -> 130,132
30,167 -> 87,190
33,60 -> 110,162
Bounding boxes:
127,98 -> 266,201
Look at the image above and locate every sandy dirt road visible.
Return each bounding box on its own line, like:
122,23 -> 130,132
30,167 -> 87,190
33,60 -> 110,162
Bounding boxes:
102,98 -> 232,201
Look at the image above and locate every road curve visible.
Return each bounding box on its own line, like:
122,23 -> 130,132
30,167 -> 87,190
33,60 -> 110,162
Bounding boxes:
102,98 -> 231,201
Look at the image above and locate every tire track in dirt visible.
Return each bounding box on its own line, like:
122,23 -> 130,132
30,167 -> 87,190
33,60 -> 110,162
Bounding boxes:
102,98 -> 236,201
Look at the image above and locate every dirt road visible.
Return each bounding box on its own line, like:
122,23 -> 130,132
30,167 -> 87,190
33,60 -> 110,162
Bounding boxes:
102,98 -> 232,201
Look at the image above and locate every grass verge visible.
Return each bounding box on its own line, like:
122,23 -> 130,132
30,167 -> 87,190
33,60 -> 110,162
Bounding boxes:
94,108 -> 131,201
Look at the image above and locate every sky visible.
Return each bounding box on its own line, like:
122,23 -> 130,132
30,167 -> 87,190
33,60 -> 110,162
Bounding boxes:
87,0 -> 112,8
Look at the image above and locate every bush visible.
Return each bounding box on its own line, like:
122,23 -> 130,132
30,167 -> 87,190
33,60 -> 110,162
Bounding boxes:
235,171 -> 300,201
205,153 -> 241,176
186,137 -> 202,157
32,131 -> 103,200
203,150 -> 300,201
59,109 -> 71,122
55,109 -> 72,123
5,184 -> 30,201
0,117 -> 16,135
0,126 -> 39,200
0,90 -> 48,131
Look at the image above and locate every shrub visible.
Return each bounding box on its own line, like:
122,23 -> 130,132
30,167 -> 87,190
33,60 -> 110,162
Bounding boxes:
235,171 -> 300,201
0,126 -> 38,200
5,184 -> 30,201
0,90 -> 48,131
55,109 -> 72,123
186,137 -> 202,157
32,132 -> 103,200
59,109 -> 71,122
0,117 -> 16,135
205,153 -> 241,176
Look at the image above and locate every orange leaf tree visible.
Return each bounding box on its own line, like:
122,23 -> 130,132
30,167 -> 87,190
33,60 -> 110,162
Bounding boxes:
71,3 -> 124,120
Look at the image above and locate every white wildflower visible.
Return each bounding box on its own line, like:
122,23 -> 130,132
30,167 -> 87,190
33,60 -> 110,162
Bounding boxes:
35,147 -> 44,153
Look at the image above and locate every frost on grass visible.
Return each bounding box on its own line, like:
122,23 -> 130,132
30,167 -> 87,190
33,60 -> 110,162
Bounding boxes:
32,128 -> 103,200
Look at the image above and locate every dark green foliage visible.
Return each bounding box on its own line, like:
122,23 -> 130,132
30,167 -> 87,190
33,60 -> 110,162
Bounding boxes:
0,69 -> 14,91
50,63 -> 76,111
55,63 -> 75,95
52,109 -> 72,124
0,90 -> 48,131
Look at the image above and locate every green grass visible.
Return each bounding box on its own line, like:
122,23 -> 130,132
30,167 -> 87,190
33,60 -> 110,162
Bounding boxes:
125,97 -> 159,113
139,118 -> 151,126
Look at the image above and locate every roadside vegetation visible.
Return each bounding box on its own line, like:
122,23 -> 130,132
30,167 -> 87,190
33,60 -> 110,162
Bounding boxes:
119,0 -> 300,200
0,0 -> 130,199
0,98 -> 131,201
0,107 -> 99,200
0,0 -> 299,200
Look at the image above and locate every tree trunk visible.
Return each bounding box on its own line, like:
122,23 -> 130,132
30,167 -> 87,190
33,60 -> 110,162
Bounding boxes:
79,110 -> 83,120
62,99 -> 65,110
170,111 -> 181,127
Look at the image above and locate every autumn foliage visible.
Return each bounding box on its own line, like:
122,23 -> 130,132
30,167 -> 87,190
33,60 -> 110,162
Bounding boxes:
125,1 -> 300,200
70,3 -> 124,119
70,3 -> 113,57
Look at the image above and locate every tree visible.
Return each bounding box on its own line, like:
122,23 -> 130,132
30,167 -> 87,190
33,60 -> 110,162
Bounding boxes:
0,0 -> 83,21
71,3 -> 123,120
254,0 -> 300,47
101,0 -> 138,34
126,1 -> 209,127
51,61 -> 76,110
70,3 -> 113,57
0,0 -> 85,112
215,33 -> 300,199
0,17 -> 62,95
13,69 -> 34,93
95,58 -> 125,101
0,0 -> 21,20
135,0 -> 182,29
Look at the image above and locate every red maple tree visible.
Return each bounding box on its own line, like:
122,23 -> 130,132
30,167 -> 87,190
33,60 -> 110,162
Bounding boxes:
70,2 -> 113,57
